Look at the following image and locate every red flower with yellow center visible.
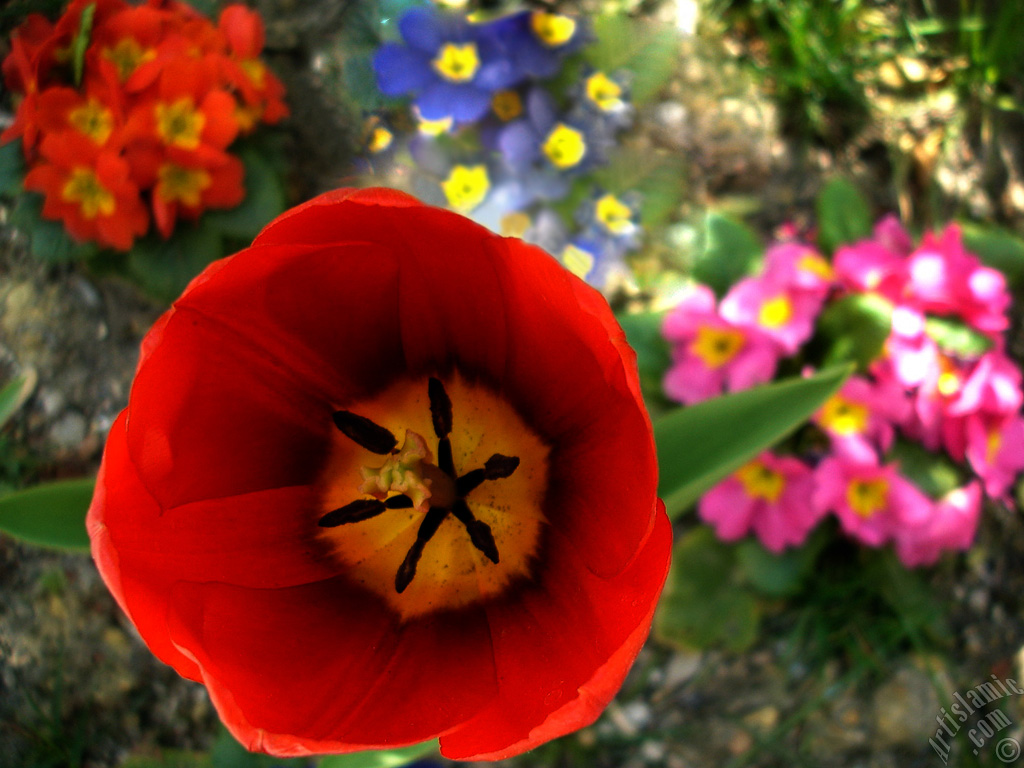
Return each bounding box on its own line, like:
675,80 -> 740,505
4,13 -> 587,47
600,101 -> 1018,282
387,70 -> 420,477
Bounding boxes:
217,5 -> 288,130
23,131 -> 148,250
88,187 -> 670,759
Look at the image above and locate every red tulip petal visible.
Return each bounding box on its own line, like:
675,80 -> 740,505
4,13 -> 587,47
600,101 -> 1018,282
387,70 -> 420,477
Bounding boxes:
165,579 -> 498,755
125,296 -> 332,508
439,506 -> 672,760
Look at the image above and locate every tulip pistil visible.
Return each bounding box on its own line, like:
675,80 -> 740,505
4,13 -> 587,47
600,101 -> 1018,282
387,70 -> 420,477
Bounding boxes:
322,377 -> 521,594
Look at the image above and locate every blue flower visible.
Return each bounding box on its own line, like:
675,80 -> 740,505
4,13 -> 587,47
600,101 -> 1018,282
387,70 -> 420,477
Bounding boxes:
481,10 -> 587,80
576,190 -> 643,252
524,209 -> 632,292
373,8 -> 519,123
576,69 -> 635,131
496,88 -> 607,176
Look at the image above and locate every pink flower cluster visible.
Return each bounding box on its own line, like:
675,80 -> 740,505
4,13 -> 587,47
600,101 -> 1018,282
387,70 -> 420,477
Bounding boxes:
665,217 -> 1023,567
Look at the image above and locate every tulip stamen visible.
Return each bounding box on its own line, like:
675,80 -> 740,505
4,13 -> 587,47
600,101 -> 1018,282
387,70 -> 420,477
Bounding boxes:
332,410 -> 398,455
396,506 -> 450,593
331,377 -> 523,594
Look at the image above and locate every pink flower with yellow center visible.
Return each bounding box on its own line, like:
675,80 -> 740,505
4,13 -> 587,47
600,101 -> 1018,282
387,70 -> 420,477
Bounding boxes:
662,285 -> 780,405
720,277 -> 824,355
813,457 -> 931,547
813,375 -> 910,462
699,452 -> 822,552
964,415 -> 1024,502
763,241 -> 835,297
894,482 -> 982,567
905,224 -> 1010,335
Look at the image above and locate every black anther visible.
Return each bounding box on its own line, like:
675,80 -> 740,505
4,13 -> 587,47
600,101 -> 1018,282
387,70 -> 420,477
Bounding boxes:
428,377 -> 453,438
319,499 -> 387,527
332,410 -> 397,455
395,507 -> 450,593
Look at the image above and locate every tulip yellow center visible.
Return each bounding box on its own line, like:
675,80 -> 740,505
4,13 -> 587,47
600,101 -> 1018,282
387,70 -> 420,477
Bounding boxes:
542,123 -> 586,169
317,375 -> 548,621
690,325 -> 744,368
62,167 -> 115,219
432,42 -> 480,83
736,460 -> 785,503
847,478 -> 889,518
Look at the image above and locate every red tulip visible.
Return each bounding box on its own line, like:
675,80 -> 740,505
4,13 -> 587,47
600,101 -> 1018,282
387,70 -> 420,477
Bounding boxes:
88,187 -> 670,760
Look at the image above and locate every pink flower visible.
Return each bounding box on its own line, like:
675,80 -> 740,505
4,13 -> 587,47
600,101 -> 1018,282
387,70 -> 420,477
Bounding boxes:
833,240 -> 905,300
762,241 -> 834,297
662,285 -> 780,405
813,375 -> 910,462
719,277 -> 824,355
872,214 -> 914,258
894,482 -> 982,567
905,224 -> 1009,335
699,452 -> 822,552
813,457 -> 931,547
964,414 -> 1024,501
945,351 -> 1023,419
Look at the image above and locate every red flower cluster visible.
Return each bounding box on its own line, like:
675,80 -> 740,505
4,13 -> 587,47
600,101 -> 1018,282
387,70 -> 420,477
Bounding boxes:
2,0 -> 287,250
87,188 -> 671,760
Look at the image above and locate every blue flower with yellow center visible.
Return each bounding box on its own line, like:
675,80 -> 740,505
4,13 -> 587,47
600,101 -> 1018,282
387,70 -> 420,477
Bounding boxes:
481,10 -> 587,80
497,88 -> 605,177
374,8 -> 519,123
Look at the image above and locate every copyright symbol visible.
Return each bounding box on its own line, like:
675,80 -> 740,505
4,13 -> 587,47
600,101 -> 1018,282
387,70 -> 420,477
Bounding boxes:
996,737 -> 1021,763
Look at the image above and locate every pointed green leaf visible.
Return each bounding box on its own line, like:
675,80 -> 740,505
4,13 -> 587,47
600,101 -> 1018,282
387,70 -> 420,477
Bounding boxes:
655,366 -> 850,519
816,177 -> 872,253
0,478 -> 94,551
691,211 -> 763,297
72,3 -> 97,86
318,740 -> 439,768
0,368 -> 37,427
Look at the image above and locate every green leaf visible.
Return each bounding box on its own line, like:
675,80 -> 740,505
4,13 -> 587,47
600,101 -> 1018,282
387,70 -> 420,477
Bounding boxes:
11,194 -> 99,263
961,222 -> 1024,289
71,3 -> 97,87
691,211 -> 763,297
0,368 -> 37,427
655,366 -> 850,519
205,148 -> 286,242
586,16 -> 679,105
0,139 -> 25,196
924,315 -> 993,357
655,527 -> 761,652
0,478 -> 94,551
616,310 -> 671,396
593,150 -> 686,230
735,535 -> 823,598
209,729 -> 307,767
317,741 -> 439,768
121,749 -> 212,768
128,224 -> 224,303
888,439 -> 965,498
816,292 -> 893,369
815,177 -> 872,253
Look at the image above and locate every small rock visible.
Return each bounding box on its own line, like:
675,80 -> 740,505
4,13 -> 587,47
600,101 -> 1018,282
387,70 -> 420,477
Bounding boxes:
872,665 -> 941,745
47,410 -> 88,450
